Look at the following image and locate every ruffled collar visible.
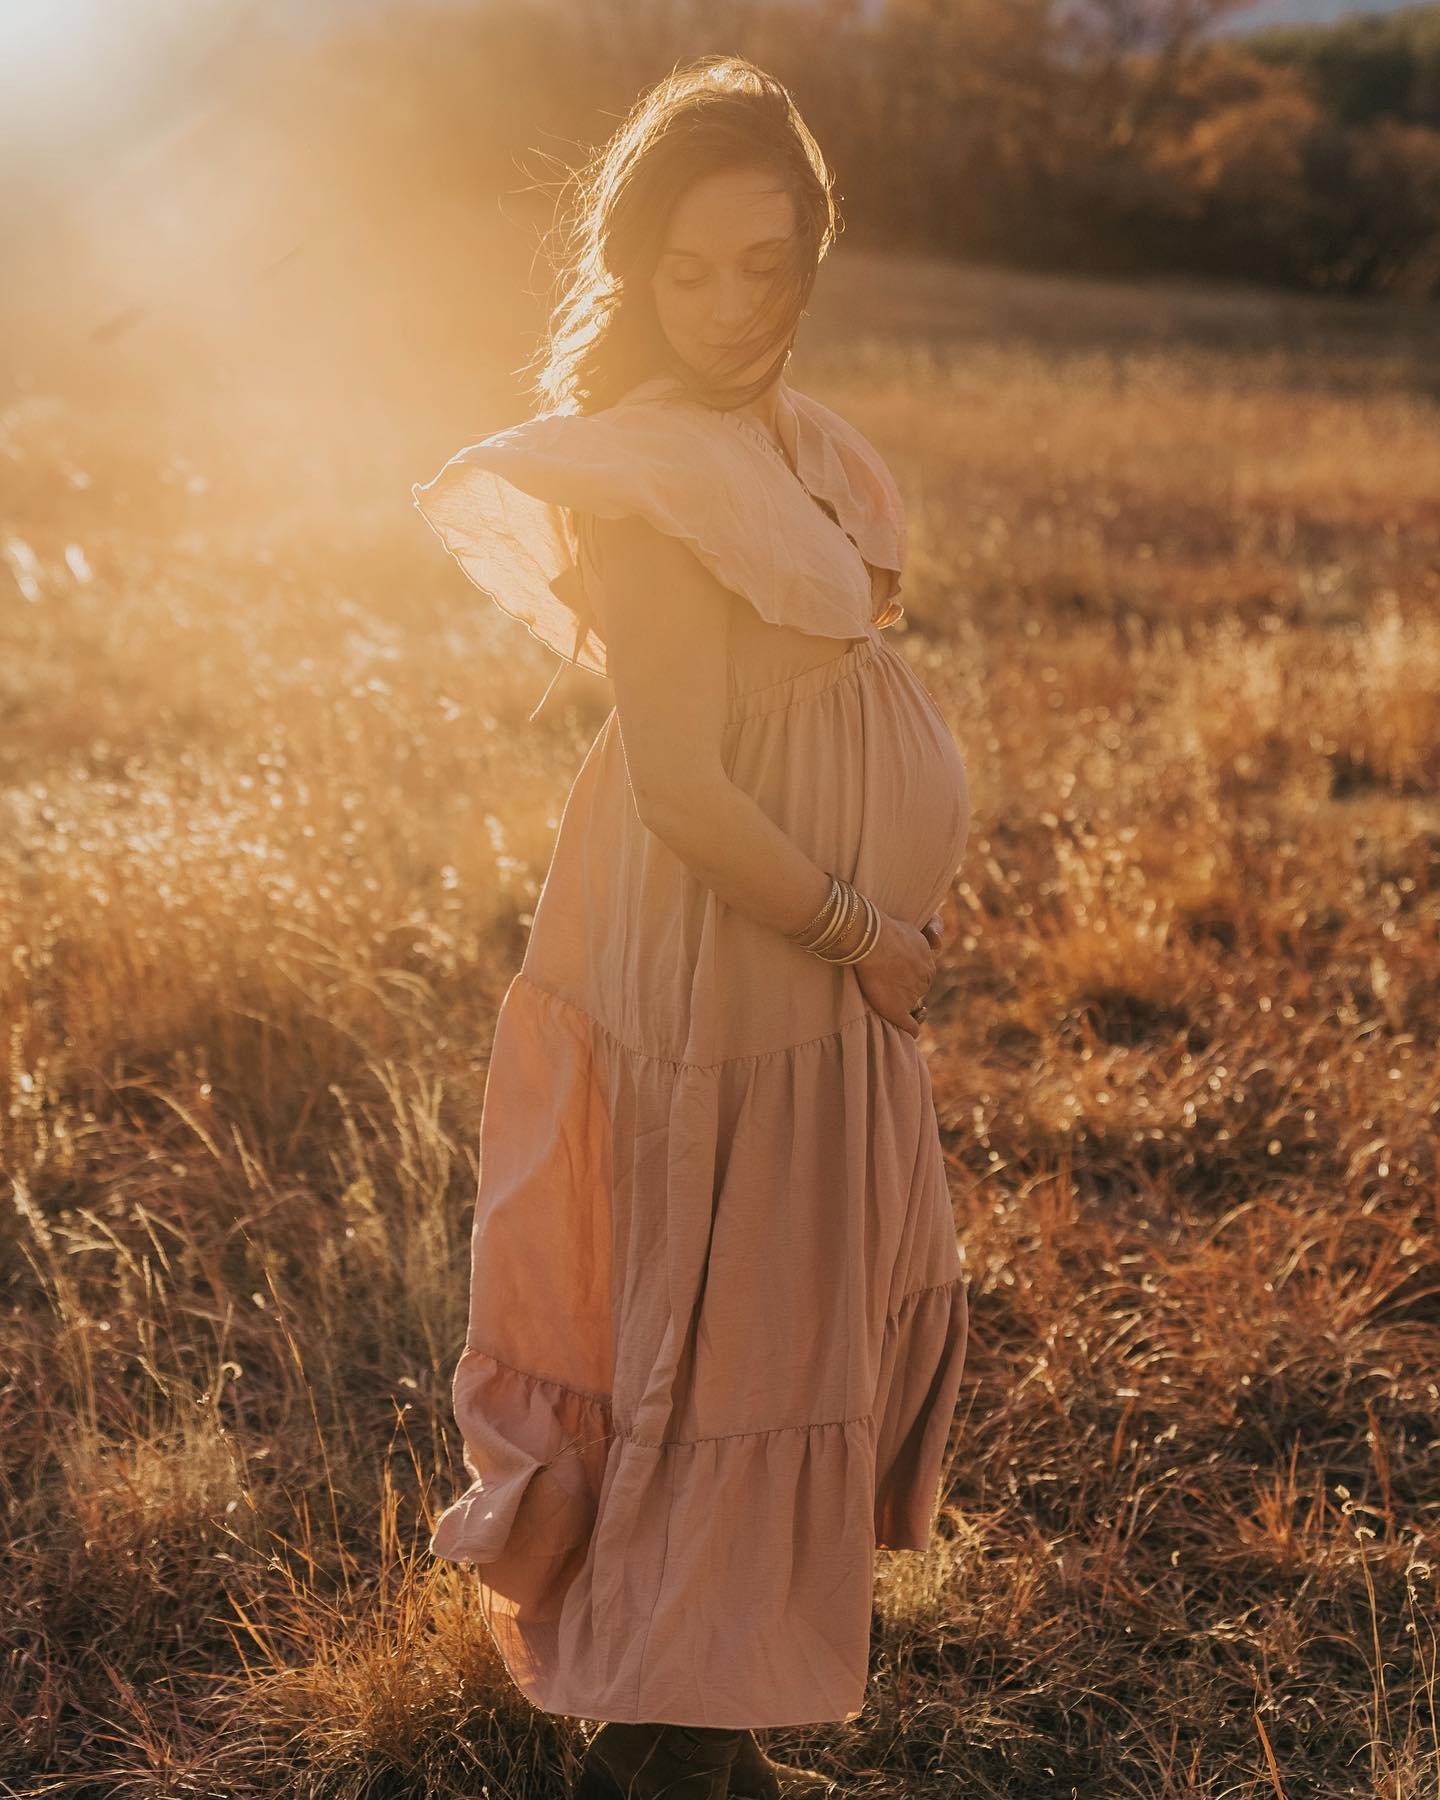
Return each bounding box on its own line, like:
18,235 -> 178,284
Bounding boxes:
609,373 -> 904,612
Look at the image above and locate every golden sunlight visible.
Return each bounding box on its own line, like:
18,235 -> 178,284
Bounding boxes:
0,0 -> 156,131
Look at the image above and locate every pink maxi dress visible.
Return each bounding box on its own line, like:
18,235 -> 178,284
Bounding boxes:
411,370 -> 972,1730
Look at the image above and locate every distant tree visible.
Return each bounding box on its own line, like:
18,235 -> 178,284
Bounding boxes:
1144,49 -> 1331,277
1246,4 -> 1440,128
1321,112 -> 1440,290
163,0 -> 1440,303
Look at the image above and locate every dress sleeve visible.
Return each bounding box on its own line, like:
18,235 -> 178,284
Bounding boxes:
411,395 -> 900,715
411,448 -> 606,679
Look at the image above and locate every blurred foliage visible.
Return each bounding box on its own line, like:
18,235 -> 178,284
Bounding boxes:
10,0 -> 1440,314
1247,0 -> 1440,128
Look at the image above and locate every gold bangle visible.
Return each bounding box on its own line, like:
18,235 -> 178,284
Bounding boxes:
808,880 -> 857,955
795,875 -> 847,953
787,874 -> 882,966
785,875 -> 840,945
808,885 -> 880,964
823,892 -> 881,963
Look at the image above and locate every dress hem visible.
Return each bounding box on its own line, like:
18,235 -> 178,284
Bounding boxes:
510,1682 -> 870,1731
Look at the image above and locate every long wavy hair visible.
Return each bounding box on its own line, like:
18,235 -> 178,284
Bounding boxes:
524,55 -> 839,419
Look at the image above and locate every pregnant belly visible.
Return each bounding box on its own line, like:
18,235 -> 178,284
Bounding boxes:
857,655 -> 971,929
723,641 -> 971,935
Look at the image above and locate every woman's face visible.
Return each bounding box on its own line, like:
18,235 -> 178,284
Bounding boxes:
650,166 -> 797,384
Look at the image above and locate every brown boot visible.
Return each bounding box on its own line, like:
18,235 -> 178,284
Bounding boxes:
575,1721 -> 745,1798
726,1729 -> 837,1797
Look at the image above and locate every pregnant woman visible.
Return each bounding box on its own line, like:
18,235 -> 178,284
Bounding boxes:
412,54 -> 973,1800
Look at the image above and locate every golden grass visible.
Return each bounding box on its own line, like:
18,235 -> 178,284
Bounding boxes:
3,241 -> 1438,1794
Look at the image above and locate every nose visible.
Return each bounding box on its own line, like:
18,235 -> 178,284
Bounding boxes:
708,271 -> 751,334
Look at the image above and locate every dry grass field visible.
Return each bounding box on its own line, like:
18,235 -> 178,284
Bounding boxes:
3,234 -> 1439,1796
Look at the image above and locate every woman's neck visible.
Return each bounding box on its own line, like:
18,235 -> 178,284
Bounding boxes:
734,374 -> 786,447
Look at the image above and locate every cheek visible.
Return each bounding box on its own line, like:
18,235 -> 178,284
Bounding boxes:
656,289 -> 702,335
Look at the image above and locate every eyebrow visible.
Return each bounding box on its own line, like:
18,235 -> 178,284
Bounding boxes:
661,236 -> 790,262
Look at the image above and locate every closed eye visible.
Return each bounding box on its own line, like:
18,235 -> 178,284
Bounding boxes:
671,266 -> 783,290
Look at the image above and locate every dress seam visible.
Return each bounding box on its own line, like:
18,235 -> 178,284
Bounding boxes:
465,1339 -> 875,1445
890,1276 -> 962,1315
723,635 -> 880,724
462,1342 -> 614,1409
728,641 -> 867,703
632,1435 -> 677,1715
463,1287 -> 954,1438
514,969 -> 877,1071
627,1413 -> 874,1450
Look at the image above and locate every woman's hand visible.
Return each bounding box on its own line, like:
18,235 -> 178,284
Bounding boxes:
855,908 -> 942,1039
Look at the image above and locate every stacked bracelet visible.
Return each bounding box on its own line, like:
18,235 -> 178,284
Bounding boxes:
784,873 -> 882,965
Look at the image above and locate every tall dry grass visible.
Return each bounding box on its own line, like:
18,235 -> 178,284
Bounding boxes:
3,239 -> 1438,1795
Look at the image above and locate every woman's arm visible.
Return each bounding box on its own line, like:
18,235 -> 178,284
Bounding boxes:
584,513 -> 939,1032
